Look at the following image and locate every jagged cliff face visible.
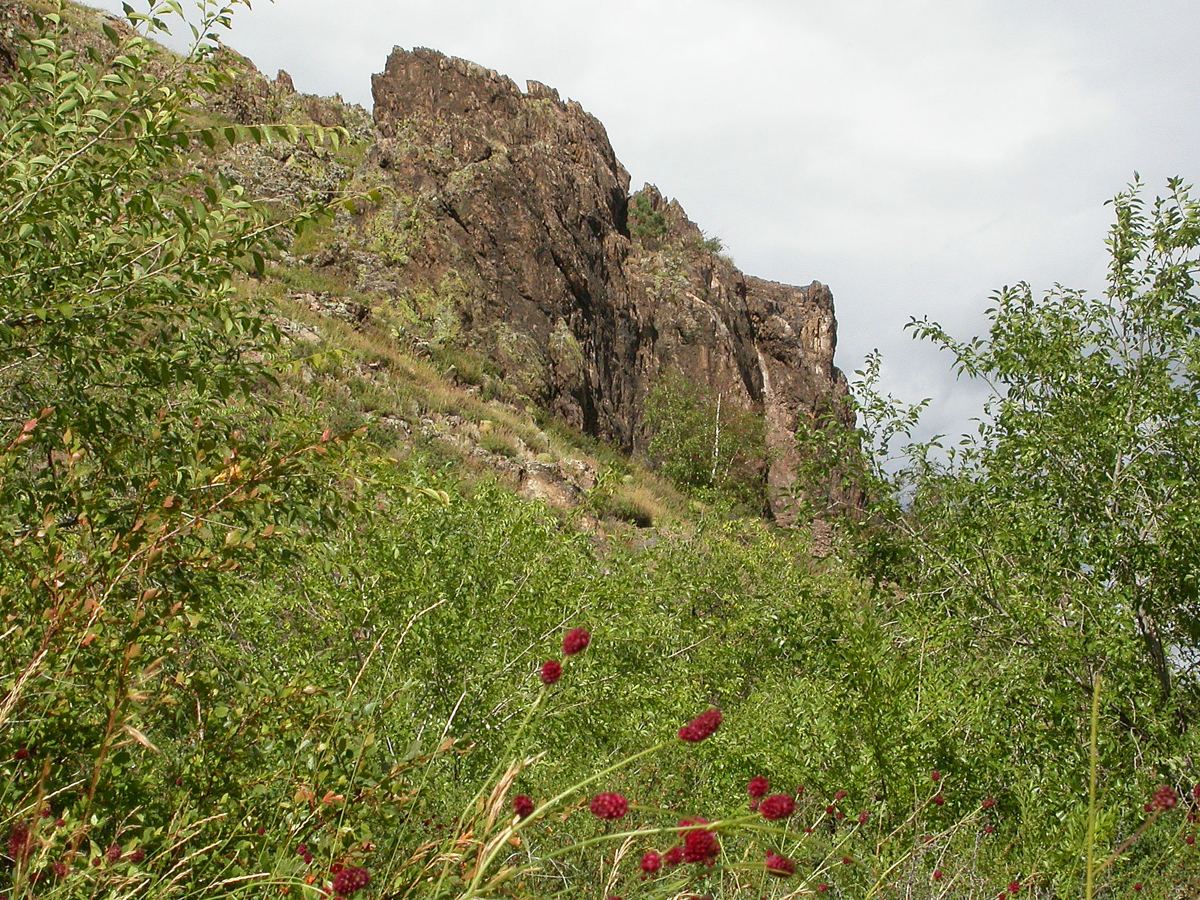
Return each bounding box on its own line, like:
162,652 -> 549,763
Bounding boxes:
368,48 -> 853,522
3,0 -> 854,520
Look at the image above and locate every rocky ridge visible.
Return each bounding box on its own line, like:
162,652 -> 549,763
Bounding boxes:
361,47 -> 854,522
1,4 -> 858,522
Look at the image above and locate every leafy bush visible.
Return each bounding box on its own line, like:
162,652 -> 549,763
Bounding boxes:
628,192 -> 668,244
643,369 -> 767,509
0,2 -> 351,894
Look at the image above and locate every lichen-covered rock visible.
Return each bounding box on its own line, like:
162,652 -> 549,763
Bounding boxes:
368,47 -> 856,519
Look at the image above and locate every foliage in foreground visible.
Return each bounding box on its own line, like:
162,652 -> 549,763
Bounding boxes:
2,2 -> 1200,897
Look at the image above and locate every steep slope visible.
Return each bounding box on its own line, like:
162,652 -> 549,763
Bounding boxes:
366,48 -> 854,522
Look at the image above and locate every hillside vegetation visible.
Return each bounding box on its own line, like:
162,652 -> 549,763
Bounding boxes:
2,3 -> 1200,898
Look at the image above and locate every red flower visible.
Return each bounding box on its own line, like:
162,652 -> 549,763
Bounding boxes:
933,869 -> 944,881
747,775 -> 770,798
834,789 -> 848,801
678,708 -> 722,742
539,660 -> 562,685
1186,834 -> 1196,846
825,804 -> 836,815
677,816 -> 709,834
105,844 -> 122,864
663,845 -> 684,867
562,627 -> 591,656
7,822 -> 31,864
640,850 -> 661,875
331,866 -> 370,896
982,796 -> 997,809
1008,880 -> 1021,894
841,855 -> 853,866
52,859 -> 69,878
817,883 -> 829,893
983,824 -> 996,835
931,769 -> 942,782
1153,784 -> 1177,811
513,794 -> 535,819
590,793 -> 628,820
1133,884 -> 1143,892
126,847 -> 145,864
13,747 -> 29,761
858,810 -> 870,825
765,851 -> 795,877
759,794 -> 796,820
682,828 -> 720,866
932,793 -> 945,806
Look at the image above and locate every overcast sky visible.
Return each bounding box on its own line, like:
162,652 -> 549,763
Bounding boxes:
93,0 -> 1200,443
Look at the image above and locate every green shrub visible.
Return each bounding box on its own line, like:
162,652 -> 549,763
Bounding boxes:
628,192 -> 668,244
643,369 -> 767,509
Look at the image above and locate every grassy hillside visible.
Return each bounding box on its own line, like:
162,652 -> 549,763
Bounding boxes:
2,3 -> 1200,899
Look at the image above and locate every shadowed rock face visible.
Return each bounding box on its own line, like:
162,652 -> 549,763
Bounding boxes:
370,47 -> 855,521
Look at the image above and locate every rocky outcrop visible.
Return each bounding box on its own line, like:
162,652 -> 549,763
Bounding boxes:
366,47 -> 854,521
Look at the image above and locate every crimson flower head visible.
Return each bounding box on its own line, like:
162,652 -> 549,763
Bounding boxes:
539,660 -> 562,685
682,828 -> 720,865
982,796 -> 997,809
332,866 -> 371,896
640,850 -> 661,875
562,627 -> 591,656
13,746 -> 30,761
1153,784 -> 1177,811
765,851 -> 795,877
590,792 -> 628,820
6,822 -> 31,864
513,794 -> 535,819
747,775 -> 770,798
126,847 -> 145,864
931,769 -> 942,783
932,793 -> 945,806
105,844 -> 122,864
933,869 -> 944,881
678,708 -> 722,742
759,794 -> 796,821
1008,880 -> 1021,894
663,845 -> 684,867
834,789 -> 848,802
677,816 -> 708,831
858,810 -> 870,825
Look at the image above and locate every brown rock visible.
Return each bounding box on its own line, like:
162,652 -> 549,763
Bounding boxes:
364,46 -> 856,519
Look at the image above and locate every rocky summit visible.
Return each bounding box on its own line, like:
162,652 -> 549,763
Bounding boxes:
366,48 -> 853,522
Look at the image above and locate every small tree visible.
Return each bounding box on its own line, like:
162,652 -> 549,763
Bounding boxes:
643,369 -> 766,509
0,2 -> 349,887
903,178 -> 1200,705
